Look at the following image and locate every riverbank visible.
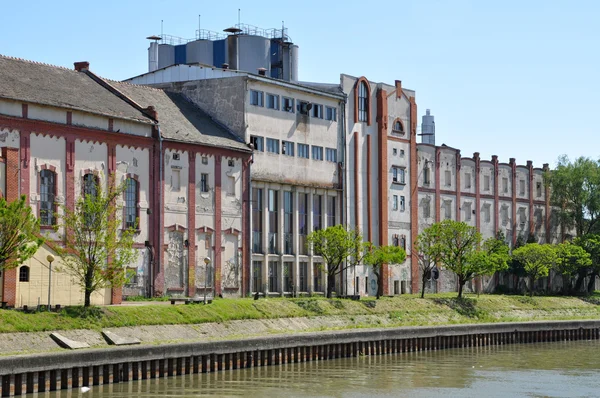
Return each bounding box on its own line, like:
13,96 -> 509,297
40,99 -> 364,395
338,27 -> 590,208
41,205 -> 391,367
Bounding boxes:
2,294 -> 600,334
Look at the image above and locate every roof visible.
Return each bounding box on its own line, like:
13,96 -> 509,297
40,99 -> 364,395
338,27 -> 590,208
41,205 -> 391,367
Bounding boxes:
0,55 -> 151,124
108,80 -> 251,152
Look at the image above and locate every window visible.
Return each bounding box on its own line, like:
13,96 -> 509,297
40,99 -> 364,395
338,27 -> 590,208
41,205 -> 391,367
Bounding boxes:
392,119 -> 404,134
400,149 -> 405,157
392,195 -> 398,211
312,146 -> 323,161
392,167 -> 405,184
284,191 -> 293,255
326,148 -> 337,163
253,261 -> 263,292
484,175 -> 490,191
502,177 -> 508,193
126,267 -> 138,285
358,81 -> 368,122
299,193 -> 308,255
393,235 -> 399,247
282,141 -> 295,156
464,202 -> 472,221
250,136 -> 264,152
172,153 -> 180,161
445,170 -> 452,187
83,173 -> 99,227
326,106 -> 337,121
124,177 -> 138,229
313,195 -> 322,231
228,159 -> 234,167
39,169 -> 56,226
393,148 -> 397,156
400,196 -> 405,212
465,173 -> 471,189
266,93 -> 279,110
423,166 -> 430,185
299,262 -> 308,292
268,261 -> 279,292
519,179 -> 526,195
444,200 -> 451,220
200,173 -> 209,193
19,266 -> 29,282
171,169 -> 181,192
327,196 -> 336,227
252,188 -> 263,254
266,138 -> 280,154
202,156 -> 208,165
501,206 -> 509,226
423,201 -> 431,218
313,264 -> 323,292
536,182 -> 542,197
227,176 -> 235,196
298,144 -> 310,159
250,90 -> 264,107
400,235 -> 406,250
268,190 -> 278,254
312,104 -> 323,119
298,101 -> 310,115
283,262 -> 293,292
483,204 -> 491,223
283,97 -> 295,113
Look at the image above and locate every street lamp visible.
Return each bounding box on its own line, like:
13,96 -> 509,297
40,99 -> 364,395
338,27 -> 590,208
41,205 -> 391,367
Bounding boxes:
203,257 -> 211,304
46,254 -> 55,311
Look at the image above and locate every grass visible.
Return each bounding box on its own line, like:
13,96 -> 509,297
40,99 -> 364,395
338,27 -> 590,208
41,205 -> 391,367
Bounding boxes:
1,293 -> 600,334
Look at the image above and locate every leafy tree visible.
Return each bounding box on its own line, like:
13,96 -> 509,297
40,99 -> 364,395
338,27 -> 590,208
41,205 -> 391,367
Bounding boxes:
573,235 -> 600,294
307,225 -> 356,298
0,195 -> 43,276
55,176 -> 138,307
554,242 -> 592,294
346,229 -> 369,296
512,243 -> 557,296
545,156 -> 600,237
414,225 -> 442,298
363,245 -> 406,299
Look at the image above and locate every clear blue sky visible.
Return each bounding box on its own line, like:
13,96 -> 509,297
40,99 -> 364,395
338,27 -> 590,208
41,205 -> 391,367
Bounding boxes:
3,0 -> 598,167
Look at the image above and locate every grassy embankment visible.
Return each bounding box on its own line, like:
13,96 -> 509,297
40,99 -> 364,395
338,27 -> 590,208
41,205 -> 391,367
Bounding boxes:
1,293 -> 600,334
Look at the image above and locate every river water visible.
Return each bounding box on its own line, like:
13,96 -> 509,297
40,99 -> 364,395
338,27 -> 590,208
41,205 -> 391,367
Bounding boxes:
43,340 -> 600,398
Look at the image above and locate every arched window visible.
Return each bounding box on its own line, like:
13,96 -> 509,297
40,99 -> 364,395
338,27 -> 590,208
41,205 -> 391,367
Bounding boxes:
124,177 -> 139,229
393,119 -> 404,134
39,169 -> 56,226
358,81 -> 369,122
19,266 -> 29,282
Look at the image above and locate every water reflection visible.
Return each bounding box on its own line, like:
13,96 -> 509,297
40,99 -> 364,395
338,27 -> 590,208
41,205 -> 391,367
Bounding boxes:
42,340 -> 600,398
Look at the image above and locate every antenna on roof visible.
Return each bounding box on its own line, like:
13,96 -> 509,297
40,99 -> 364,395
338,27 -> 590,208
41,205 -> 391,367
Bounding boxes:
161,20 -> 164,39
238,9 -> 241,27
198,15 -> 201,33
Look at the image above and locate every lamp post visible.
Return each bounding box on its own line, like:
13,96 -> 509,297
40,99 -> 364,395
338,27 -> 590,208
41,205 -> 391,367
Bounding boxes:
203,257 -> 211,304
46,254 -> 55,311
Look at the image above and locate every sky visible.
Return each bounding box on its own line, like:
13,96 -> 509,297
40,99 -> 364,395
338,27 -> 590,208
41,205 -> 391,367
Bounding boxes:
3,0 -> 599,167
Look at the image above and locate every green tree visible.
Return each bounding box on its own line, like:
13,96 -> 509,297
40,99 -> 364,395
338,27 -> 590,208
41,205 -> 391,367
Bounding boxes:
512,243 -> 557,296
0,195 -> 43,298
414,224 -> 442,298
545,156 -> 600,237
474,234 -> 511,291
364,245 -> 406,299
55,176 -> 138,307
307,225 -> 355,298
573,234 -> 600,294
554,242 -> 592,294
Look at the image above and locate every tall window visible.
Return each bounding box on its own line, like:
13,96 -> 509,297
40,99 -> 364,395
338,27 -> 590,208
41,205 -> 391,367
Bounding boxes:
465,172 -> 472,189
282,141 -> 295,156
312,104 -> 323,119
253,261 -> 263,292
299,193 -> 308,255
297,144 -> 310,159
266,93 -> 279,110
284,191 -> 293,255
400,196 -> 405,212
124,177 -> 138,229
250,136 -> 264,152
484,175 -> 490,191
268,261 -> 278,292
83,173 -> 98,227
312,146 -> 323,161
358,81 -> 368,122
393,195 -> 398,211
283,262 -> 293,292
393,167 -> 405,184
423,166 -> 430,185
445,170 -> 452,187
39,169 -> 56,226
423,201 -> 431,218
19,266 -> 29,282
326,148 -> 337,162
326,106 -> 337,121
313,195 -> 322,231
313,264 -> 323,292
393,120 -> 404,134
268,190 -> 278,254
200,173 -> 209,193
502,177 -> 508,193
250,90 -> 264,107
299,262 -> 308,292
266,138 -> 280,154
327,196 -> 336,227
252,188 -> 263,253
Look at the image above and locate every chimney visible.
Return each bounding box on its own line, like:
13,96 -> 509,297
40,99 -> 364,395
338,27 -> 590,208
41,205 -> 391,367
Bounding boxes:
221,63 -> 229,70
74,61 -> 90,72
144,106 -> 158,120
257,67 -> 267,76
395,80 -> 402,98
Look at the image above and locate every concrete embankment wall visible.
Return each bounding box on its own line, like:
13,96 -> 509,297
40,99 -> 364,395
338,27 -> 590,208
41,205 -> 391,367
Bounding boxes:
1,320 -> 600,397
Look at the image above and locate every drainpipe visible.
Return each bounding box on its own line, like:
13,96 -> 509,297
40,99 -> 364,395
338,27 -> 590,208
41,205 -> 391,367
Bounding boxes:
340,96 -> 348,296
155,125 -> 163,297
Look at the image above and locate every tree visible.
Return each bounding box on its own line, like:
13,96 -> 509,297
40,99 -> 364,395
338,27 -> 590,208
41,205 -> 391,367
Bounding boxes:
545,156 -> 600,237
307,225 -> 355,298
0,195 -> 43,279
55,176 -> 138,307
573,235 -> 600,294
414,225 -> 442,298
512,243 -> 557,296
474,234 -> 511,290
554,242 -> 592,294
364,245 -> 406,299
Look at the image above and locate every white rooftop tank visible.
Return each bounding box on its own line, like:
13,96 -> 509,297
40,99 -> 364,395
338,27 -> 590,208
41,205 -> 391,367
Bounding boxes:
420,109 -> 435,145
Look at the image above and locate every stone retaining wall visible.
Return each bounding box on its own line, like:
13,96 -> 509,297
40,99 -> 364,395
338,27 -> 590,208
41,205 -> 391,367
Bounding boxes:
1,320 -> 600,396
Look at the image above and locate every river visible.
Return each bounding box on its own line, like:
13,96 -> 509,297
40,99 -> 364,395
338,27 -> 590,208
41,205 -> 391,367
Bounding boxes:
41,340 -> 600,397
